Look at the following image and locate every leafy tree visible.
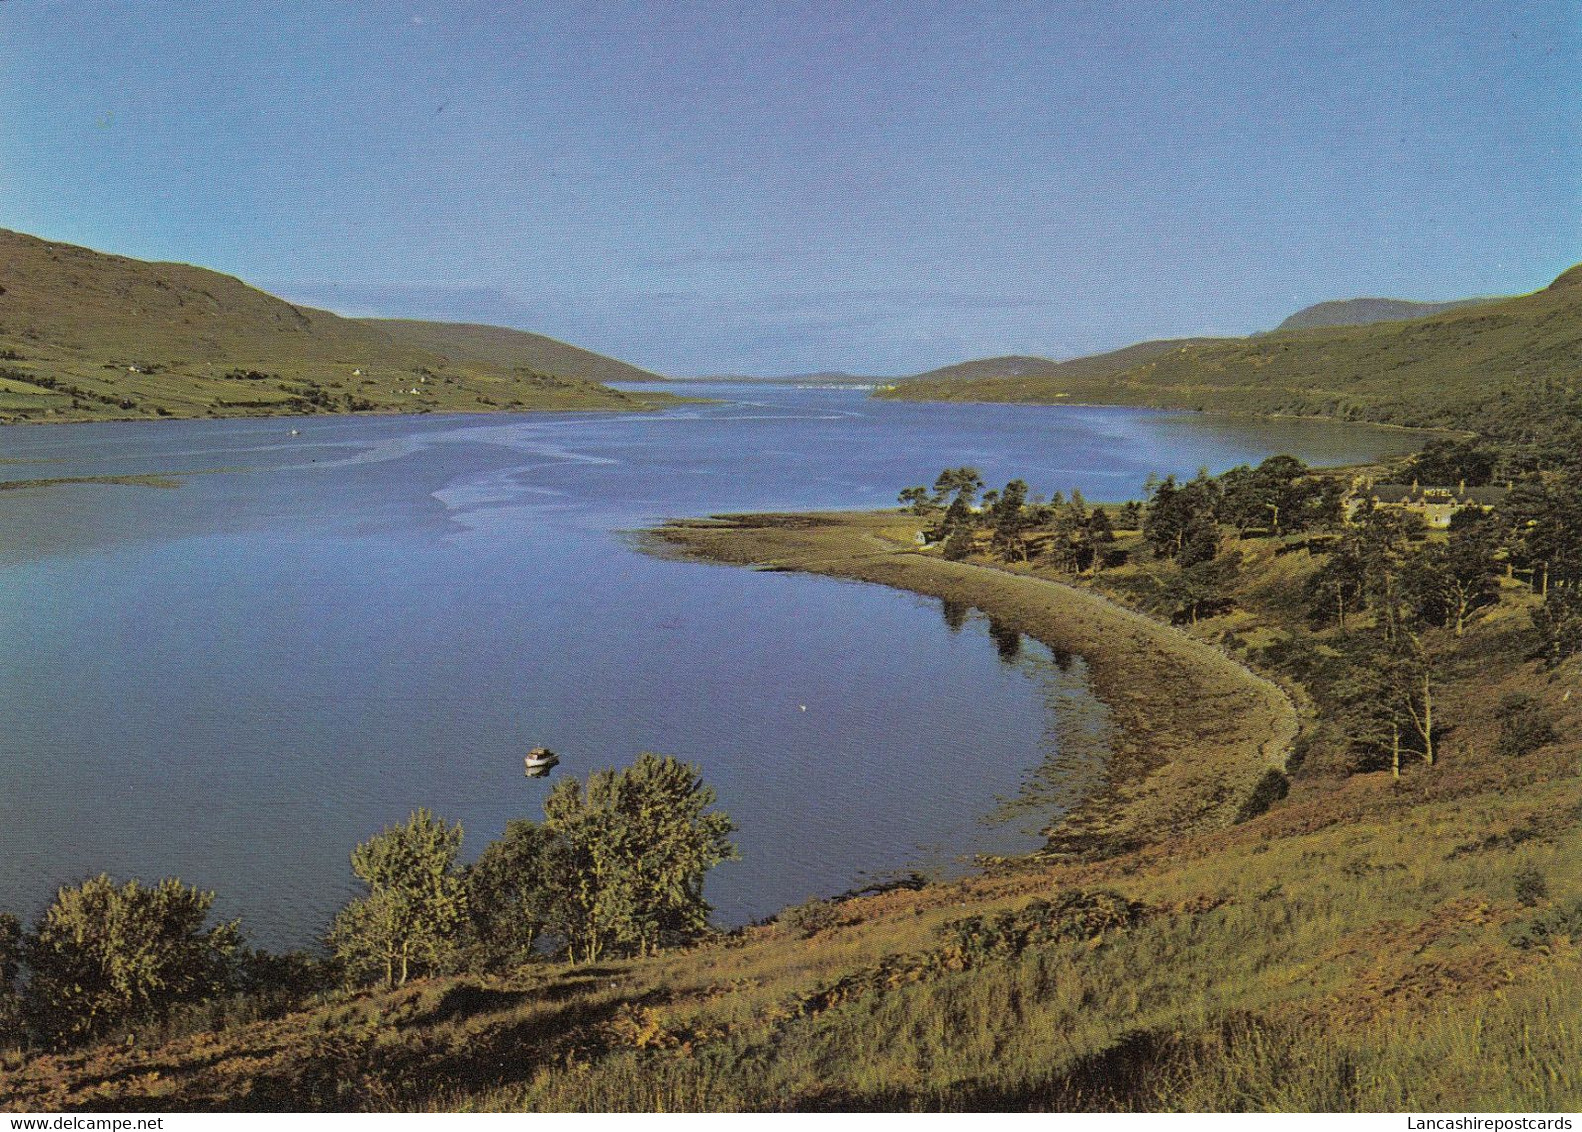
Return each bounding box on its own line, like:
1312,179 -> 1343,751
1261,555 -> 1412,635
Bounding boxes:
1302,477 -> 1347,532
1085,507 -> 1116,570
897,485 -> 934,515
25,875 -> 239,1047
1330,627 -> 1437,775
1144,471 -> 1221,559
1331,640 -> 1410,777
1119,500 -> 1143,530
1143,475 -> 1188,558
1041,502 -> 1085,573
1532,586 -> 1582,666
1497,475 -> 1555,587
930,466 -> 984,508
1219,455 -> 1313,535
0,913 -> 18,996
1410,437 -> 1497,487
923,467 -> 988,548
989,479 -> 1030,560
1162,549 -> 1241,626
1387,630 -> 1438,768
1177,512 -> 1222,568
330,808 -> 467,988
1353,506 -> 1421,643
1528,471 -> 1582,594
540,753 -> 736,963
462,819 -> 561,971
1087,506 -> 1115,544
1402,522 -> 1500,636
939,524 -> 976,561
1305,541 -> 1367,628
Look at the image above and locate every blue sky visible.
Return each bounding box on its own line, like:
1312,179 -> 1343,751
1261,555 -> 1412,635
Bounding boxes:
2,1 -> 1577,375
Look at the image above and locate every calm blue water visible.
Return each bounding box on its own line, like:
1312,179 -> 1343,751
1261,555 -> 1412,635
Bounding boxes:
0,384 -> 1422,947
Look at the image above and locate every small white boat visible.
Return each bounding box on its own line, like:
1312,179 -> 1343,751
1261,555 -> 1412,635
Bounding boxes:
524,746 -> 560,778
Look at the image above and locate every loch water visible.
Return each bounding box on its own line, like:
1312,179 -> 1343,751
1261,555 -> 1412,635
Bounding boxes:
0,383 -> 1423,946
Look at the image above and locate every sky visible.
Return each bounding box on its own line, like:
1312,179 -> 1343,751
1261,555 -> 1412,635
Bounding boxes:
2,1 -> 1577,376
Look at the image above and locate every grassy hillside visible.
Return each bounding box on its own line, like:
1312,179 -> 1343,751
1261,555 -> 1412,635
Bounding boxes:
0,230 -> 677,423
896,339 -> 1222,387
883,266 -> 1582,429
3,512 -> 1577,1113
353,319 -> 660,387
1272,296 -> 1488,332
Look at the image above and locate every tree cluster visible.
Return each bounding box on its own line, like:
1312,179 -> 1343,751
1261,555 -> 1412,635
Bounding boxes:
0,753 -> 735,1050
1499,468 -> 1582,664
895,450 -> 1576,781
902,468 -> 1120,572
331,753 -> 736,982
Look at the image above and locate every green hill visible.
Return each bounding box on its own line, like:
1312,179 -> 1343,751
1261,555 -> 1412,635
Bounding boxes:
883,266 -> 1582,430
353,318 -> 661,387
1272,296 -> 1489,332
897,339 -> 1222,386
0,229 -> 675,423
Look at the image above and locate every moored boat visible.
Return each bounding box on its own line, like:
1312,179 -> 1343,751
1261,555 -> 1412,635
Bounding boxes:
524,746 -> 560,777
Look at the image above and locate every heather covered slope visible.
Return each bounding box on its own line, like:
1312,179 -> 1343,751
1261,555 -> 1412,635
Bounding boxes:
0,230 -> 673,423
883,266 -> 1582,429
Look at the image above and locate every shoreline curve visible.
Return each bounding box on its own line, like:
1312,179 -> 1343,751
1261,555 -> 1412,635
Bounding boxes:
650,510 -> 1298,854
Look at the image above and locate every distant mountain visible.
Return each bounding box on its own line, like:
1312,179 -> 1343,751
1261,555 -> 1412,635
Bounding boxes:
1273,296 -> 1491,332
882,265 -> 1582,429
687,371 -> 890,384
0,229 -> 673,424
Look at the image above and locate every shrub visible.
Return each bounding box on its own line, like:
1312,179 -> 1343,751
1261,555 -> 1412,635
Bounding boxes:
1495,694 -> 1556,757
941,528 -> 974,561
1513,868 -> 1548,908
24,876 -> 239,1048
1505,899 -> 1582,950
780,897 -> 842,939
0,913 -> 22,1047
939,890 -> 1148,964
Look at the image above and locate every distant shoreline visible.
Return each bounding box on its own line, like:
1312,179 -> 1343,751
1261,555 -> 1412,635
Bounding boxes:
872,388 -> 1461,436
0,393 -> 697,430
651,510 -> 1298,854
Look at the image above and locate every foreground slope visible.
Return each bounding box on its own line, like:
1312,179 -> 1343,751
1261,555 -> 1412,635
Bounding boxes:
884,266 -> 1582,429
0,230 -> 674,423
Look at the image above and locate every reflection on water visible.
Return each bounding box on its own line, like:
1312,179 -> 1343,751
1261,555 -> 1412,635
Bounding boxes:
0,383 -> 1422,947
987,617 -> 1023,663
941,599 -> 970,633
